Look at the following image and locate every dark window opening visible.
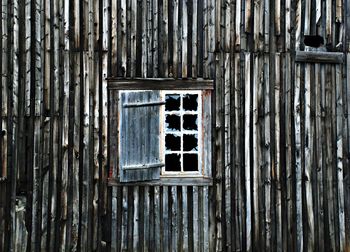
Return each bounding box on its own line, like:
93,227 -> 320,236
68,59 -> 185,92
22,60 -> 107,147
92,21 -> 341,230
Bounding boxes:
165,94 -> 180,111
166,114 -> 180,131
183,94 -> 198,111
183,115 -> 198,130
183,154 -> 198,171
183,134 -> 198,151
165,134 -> 181,151
165,154 -> 181,171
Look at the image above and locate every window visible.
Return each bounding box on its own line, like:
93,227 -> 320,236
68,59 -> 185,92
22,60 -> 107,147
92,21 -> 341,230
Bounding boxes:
108,79 -> 213,184
162,91 -> 201,175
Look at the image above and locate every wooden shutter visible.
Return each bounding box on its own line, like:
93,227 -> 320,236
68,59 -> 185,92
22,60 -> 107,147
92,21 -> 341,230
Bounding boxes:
119,91 -> 164,182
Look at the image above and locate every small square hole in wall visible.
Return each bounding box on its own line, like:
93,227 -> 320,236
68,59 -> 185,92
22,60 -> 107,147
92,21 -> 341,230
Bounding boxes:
304,35 -> 324,48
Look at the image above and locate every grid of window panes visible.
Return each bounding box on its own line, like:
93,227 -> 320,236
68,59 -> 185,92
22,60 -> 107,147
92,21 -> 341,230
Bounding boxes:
164,91 -> 200,173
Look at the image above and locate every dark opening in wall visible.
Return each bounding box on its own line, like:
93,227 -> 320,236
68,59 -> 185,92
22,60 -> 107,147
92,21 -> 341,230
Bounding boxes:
183,115 -> 198,130
183,134 -> 198,151
183,94 -> 198,111
166,114 -> 180,131
165,94 -> 180,111
165,134 -> 181,151
183,154 -> 198,171
165,154 -> 181,171
304,35 -> 324,48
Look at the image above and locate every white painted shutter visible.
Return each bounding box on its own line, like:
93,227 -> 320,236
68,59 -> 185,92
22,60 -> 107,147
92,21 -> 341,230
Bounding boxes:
119,91 -> 164,182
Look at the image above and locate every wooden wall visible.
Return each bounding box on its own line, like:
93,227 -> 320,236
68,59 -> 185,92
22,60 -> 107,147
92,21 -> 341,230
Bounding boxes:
0,0 -> 350,251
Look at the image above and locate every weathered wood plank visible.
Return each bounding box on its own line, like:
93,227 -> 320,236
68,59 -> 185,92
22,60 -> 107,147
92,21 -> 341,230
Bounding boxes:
107,78 -> 214,90
295,51 -> 344,64
294,62 -> 303,252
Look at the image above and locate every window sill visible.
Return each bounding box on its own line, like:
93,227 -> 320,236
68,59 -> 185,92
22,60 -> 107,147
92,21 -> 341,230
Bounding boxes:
107,176 -> 213,186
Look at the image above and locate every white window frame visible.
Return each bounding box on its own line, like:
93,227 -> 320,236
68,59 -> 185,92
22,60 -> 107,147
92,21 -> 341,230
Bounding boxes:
160,90 -> 203,177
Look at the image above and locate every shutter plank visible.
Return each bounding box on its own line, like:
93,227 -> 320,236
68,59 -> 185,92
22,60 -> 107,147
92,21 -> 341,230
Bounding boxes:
119,91 -> 162,182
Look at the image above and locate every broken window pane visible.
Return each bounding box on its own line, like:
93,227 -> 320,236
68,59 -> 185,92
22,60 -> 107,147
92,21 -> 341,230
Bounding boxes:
183,154 -> 198,171
183,94 -> 198,111
165,134 -> 181,151
183,134 -> 198,151
165,154 -> 181,171
183,114 -> 198,130
165,114 -> 180,131
165,94 -> 180,111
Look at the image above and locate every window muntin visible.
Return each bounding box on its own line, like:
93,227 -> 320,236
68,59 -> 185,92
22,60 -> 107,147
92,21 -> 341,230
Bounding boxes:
162,90 -> 202,176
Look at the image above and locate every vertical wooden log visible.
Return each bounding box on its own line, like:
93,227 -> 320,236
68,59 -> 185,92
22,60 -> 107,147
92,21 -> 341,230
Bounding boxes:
1,0 -> 9,247
274,53 -> 283,252
111,0 -> 118,77
345,53 -> 350,252
0,0 -> 8,182
315,63 -> 325,252
140,0 -> 147,78
162,186 -> 169,252
181,0 -> 188,78
286,0 -> 292,50
121,0 -> 127,76
161,0 -> 169,77
193,186 -> 199,251
111,187 -> 118,251
191,0 -> 197,77
263,54 -> 272,251
100,0 -> 109,247
234,0 -> 241,49
152,0 -> 159,77
170,186 -> 178,251
284,53 -> 294,251
9,0 -> 19,250
294,62 -> 303,252
252,53 -> 261,250
304,62 -> 315,251
224,53 -> 232,252
59,0 -> 70,247
203,186 -> 209,252
203,0 -> 208,78
71,51 -> 81,252
244,53 -> 252,252
325,0 -> 331,41
172,0 -> 179,78
32,0 -> 44,249
121,187 -> 128,251
181,186 -> 188,251
131,186 -> 139,251
24,0 -> 30,117
0,0 -> 7,250
325,64 -> 336,252
154,186 -> 161,251
233,53 -> 243,251
263,0 -> 268,52
144,186 -> 150,251
335,63 -> 346,251
129,0 -> 136,77
147,0 -> 153,77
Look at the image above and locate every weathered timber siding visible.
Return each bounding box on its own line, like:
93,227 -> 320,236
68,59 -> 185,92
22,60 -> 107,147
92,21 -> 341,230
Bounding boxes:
0,0 -> 349,251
